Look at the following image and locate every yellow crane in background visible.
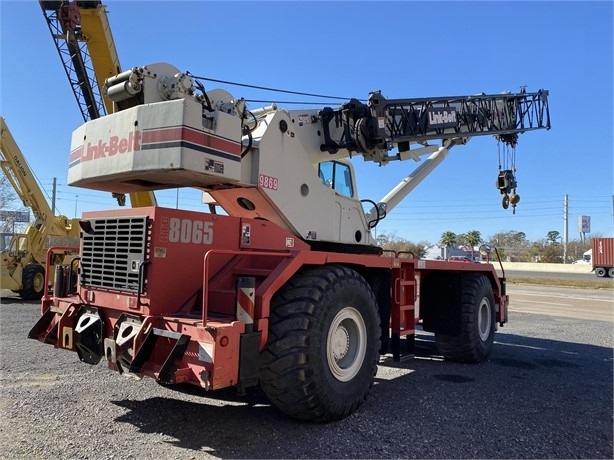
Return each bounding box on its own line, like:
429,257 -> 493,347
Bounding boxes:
39,1 -> 156,207
1,116 -> 80,300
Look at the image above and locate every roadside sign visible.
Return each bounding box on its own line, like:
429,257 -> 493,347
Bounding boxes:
0,210 -> 30,222
578,215 -> 591,233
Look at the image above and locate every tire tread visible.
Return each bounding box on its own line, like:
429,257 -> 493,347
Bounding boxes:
435,273 -> 495,363
260,265 -> 380,422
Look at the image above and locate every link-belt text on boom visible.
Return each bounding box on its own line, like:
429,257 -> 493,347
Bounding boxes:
82,130 -> 142,161
428,110 -> 457,125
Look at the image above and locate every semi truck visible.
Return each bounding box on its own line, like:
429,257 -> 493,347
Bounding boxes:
29,62 -> 550,421
591,238 -> 614,277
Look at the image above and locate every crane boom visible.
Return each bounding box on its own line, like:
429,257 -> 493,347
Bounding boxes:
66,63 -> 550,247
39,1 -> 156,207
0,117 -> 64,234
72,2 -> 121,115
40,1 -> 105,121
321,89 -> 550,164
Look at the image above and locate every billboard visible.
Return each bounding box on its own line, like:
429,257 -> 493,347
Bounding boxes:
0,210 -> 30,223
578,215 -> 591,233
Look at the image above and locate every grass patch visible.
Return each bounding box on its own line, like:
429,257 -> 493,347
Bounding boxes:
507,276 -> 614,290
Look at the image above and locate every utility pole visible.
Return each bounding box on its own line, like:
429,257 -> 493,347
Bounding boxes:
51,177 -> 57,214
563,194 -> 568,263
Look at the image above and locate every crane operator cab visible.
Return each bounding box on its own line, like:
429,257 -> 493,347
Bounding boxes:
318,159 -> 387,232
318,160 -> 353,197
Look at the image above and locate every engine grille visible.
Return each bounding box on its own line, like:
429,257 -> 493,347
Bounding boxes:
80,216 -> 148,293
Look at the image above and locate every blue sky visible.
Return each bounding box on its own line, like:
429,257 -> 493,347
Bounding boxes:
1,0 -> 612,245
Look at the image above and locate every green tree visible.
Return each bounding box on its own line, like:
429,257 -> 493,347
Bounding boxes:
440,231 -> 456,247
541,242 -> 563,263
490,230 -> 527,248
439,231 -> 457,259
526,242 -> 543,262
464,230 -> 482,260
488,230 -> 533,261
465,230 -> 482,247
546,230 -> 561,245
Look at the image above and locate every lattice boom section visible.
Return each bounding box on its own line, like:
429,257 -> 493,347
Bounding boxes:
80,216 -> 148,293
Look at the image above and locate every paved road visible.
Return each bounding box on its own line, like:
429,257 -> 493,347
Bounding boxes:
505,268 -> 610,282
507,284 -> 614,322
1,286 -> 612,459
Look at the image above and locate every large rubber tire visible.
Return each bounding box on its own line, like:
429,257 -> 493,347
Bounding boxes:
20,264 -> 46,301
435,273 -> 495,363
595,267 -> 607,278
259,265 -> 381,422
608,268 -> 614,278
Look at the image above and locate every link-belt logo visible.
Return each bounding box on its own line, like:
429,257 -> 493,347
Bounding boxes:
427,108 -> 458,128
83,130 -> 142,161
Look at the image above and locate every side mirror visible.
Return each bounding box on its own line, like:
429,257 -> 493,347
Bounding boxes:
479,244 -> 492,257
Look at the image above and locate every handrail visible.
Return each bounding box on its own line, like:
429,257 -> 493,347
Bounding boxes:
201,248 -> 294,327
43,245 -> 79,300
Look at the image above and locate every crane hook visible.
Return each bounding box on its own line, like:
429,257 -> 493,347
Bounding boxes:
502,194 -> 509,209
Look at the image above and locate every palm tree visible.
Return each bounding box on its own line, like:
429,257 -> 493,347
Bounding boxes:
440,231 -> 457,259
465,230 -> 482,260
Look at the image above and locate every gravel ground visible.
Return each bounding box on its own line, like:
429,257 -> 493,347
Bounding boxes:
0,291 -> 612,459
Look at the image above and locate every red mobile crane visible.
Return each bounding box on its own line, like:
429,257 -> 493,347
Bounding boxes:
29,63 -> 550,421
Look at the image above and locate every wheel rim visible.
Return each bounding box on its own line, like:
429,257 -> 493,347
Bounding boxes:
33,272 -> 45,293
478,298 -> 492,341
326,307 -> 367,382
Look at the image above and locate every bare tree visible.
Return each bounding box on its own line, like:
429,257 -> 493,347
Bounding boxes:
376,232 -> 428,258
0,172 -> 16,209
0,172 -> 20,233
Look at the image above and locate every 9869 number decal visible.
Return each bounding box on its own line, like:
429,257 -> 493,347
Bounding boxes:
258,174 -> 278,190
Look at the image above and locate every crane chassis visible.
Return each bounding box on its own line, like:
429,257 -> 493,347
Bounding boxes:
29,62 -> 549,422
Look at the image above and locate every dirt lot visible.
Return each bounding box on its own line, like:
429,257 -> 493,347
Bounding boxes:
0,287 -> 612,459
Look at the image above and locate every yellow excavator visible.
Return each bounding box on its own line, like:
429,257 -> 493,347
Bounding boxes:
0,116 -> 80,300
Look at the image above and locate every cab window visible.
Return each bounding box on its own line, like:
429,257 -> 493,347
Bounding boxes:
318,161 -> 354,198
